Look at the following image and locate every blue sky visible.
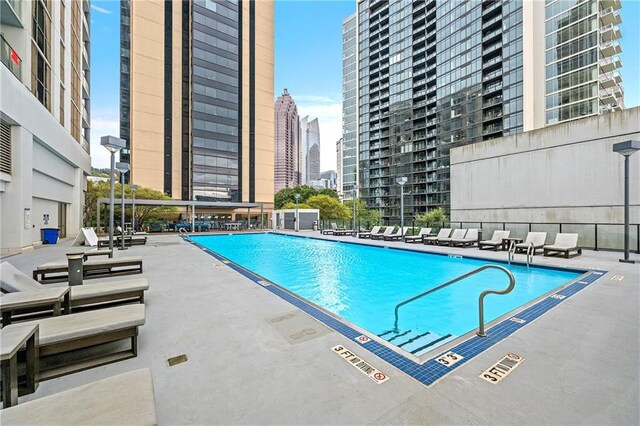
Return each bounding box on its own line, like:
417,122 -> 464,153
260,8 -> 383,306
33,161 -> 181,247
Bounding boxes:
89,0 -> 639,169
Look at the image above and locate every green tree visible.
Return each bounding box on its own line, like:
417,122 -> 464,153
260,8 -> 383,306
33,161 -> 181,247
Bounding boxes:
281,201 -> 312,210
274,185 -> 318,209
84,181 -> 175,230
317,188 -> 339,199
344,199 -> 381,226
306,195 -> 350,220
415,207 -> 449,227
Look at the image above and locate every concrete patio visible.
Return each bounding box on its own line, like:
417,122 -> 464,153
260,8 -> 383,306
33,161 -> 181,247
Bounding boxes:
3,231 -> 639,424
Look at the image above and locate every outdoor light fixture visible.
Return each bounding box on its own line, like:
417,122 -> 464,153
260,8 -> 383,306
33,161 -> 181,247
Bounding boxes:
613,140 -> 640,264
101,136 -> 126,251
131,184 -> 138,234
115,162 -> 130,251
294,193 -> 301,232
396,176 -> 408,239
352,183 -> 358,234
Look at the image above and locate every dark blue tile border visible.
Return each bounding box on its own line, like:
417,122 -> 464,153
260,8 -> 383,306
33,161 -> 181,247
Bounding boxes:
184,234 -> 607,386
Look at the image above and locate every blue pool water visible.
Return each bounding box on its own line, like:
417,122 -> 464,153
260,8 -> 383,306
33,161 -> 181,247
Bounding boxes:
191,233 -> 583,355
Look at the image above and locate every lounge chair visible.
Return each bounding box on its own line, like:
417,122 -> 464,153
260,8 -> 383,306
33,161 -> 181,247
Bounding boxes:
478,230 -> 511,251
358,226 -> 381,239
321,223 -> 339,235
333,228 -> 356,236
404,228 -> 432,244
514,232 -> 547,255
438,229 -> 467,246
451,228 -> 479,247
543,233 -> 582,258
0,369 -> 157,424
384,226 -> 409,241
423,228 -> 451,245
371,226 -> 395,240
22,304 -> 145,380
33,256 -> 143,283
1,262 -> 148,310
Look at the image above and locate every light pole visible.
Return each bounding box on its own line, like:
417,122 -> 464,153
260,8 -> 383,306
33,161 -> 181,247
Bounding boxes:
100,136 -> 126,251
352,183 -> 358,232
613,140 -> 640,264
396,176 -> 407,237
115,162 -> 130,250
294,193 -> 300,232
131,184 -> 138,233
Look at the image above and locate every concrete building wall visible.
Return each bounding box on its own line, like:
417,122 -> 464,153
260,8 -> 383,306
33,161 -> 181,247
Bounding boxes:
450,108 -> 639,249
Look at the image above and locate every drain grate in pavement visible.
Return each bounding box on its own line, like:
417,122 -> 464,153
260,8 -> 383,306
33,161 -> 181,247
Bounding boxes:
167,354 -> 188,366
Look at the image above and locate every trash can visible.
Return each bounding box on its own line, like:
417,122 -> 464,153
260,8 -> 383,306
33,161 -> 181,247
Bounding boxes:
41,228 -> 60,244
313,221 -> 318,231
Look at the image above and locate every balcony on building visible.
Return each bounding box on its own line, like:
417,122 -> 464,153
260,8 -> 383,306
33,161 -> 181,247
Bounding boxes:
0,0 -> 23,27
600,24 -> 621,43
600,56 -> 622,73
600,89 -> 616,105
600,7 -> 622,26
601,0 -> 621,10
600,40 -> 621,57
599,71 -> 621,89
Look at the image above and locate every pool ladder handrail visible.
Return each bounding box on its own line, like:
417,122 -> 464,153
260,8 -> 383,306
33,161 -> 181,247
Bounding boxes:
508,241 -> 533,268
392,264 -> 516,338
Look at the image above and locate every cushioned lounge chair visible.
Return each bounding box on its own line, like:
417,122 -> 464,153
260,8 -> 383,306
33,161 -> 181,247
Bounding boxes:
404,227 -> 432,244
438,229 -> 467,246
371,226 -> 395,240
0,368 -> 157,424
24,304 -> 145,380
423,228 -> 451,245
384,226 -> 409,241
333,228 -> 356,236
321,223 -> 340,235
358,226 -> 381,239
451,228 -> 479,247
515,232 -> 547,255
33,256 -> 143,283
543,233 -> 582,258
478,230 -> 511,251
1,262 -> 148,309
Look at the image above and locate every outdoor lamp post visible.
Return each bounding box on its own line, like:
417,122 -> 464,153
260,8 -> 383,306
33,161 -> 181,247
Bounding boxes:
352,184 -> 358,233
396,176 -> 408,236
613,140 -> 640,264
131,184 -> 138,233
100,136 -> 126,251
115,162 -> 130,251
294,193 -> 300,232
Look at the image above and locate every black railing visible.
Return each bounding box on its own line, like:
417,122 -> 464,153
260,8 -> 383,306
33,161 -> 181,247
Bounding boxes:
317,219 -> 639,253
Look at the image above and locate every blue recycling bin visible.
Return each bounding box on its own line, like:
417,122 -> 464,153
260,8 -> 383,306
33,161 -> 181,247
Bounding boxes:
41,228 -> 60,244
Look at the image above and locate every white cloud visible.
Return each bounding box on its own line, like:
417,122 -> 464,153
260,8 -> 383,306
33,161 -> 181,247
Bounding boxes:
296,94 -> 342,172
90,113 -> 120,169
91,5 -> 112,14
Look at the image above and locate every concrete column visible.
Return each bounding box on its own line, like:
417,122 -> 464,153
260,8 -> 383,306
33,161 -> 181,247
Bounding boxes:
0,126 -> 33,254
67,167 -> 84,238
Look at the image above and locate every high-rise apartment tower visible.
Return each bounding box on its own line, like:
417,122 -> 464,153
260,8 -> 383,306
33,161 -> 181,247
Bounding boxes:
341,13 -> 358,199
299,115 -> 320,183
274,88 -> 299,192
120,0 -> 274,207
1,0 -> 91,253
349,0 -> 623,222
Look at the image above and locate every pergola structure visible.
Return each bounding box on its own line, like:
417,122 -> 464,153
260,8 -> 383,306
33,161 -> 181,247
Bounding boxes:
96,198 -> 266,232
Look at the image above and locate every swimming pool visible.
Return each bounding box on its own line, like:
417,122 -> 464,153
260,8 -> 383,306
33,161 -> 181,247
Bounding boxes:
191,233 -> 584,356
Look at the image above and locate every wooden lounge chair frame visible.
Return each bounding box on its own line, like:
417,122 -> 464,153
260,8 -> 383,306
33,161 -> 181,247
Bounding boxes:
33,257 -> 143,283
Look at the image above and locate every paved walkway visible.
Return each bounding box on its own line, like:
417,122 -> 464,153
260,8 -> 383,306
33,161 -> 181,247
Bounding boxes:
3,232 -> 638,424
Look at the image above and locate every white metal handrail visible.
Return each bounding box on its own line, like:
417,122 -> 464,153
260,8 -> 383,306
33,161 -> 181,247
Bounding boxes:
392,265 -> 516,338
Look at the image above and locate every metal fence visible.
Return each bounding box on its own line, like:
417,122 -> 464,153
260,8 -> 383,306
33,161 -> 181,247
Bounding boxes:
318,220 -> 639,253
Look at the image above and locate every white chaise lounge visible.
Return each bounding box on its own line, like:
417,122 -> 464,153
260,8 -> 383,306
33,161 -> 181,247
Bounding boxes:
543,233 -> 582,258
371,226 -> 396,240
424,228 -> 451,245
451,229 -> 479,247
478,230 -> 511,251
437,229 -> 467,246
358,226 -> 381,239
2,262 -> 148,309
514,232 -> 548,255
404,227 -> 432,244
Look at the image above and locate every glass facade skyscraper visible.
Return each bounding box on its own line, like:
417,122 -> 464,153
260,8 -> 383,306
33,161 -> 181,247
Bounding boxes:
350,0 -> 623,223
341,13 -> 358,199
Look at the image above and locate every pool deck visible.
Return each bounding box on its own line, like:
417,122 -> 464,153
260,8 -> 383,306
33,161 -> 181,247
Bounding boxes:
3,230 -> 639,424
